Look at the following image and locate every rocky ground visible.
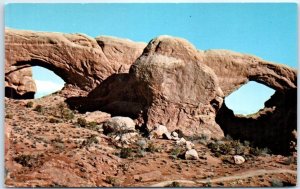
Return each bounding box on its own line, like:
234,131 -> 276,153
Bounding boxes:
4,87 -> 297,187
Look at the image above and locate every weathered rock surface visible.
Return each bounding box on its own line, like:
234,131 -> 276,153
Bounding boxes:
5,67 -> 36,99
129,36 -> 225,138
216,89 -> 297,154
67,35 -> 297,147
5,28 -> 146,98
103,116 -> 136,135
233,155 -> 245,164
185,149 -> 199,160
6,28 -> 297,153
202,50 -> 297,96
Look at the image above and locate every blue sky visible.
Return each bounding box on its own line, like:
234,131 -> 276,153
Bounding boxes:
5,3 -> 297,114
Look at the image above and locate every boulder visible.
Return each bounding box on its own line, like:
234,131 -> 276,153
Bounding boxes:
233,155 -> 245,164
149,124 -> 170,139
185,149 -> 199,160
5,67 -> 36,99
185,141 -> 195,150
103,116 -> 136,135
129,36 -> 224,138
5,28 -> 146,98
84,111 -> 111,123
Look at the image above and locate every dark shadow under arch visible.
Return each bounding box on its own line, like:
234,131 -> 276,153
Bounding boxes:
216,88 -> 297,155
5,87 -> 35,99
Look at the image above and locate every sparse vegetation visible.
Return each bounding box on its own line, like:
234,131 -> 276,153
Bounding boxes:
81,135 -> 99,147
61,108 -> 74,120
51,137 -> 65,150
25,101 -> 34,108
270,179 -> 284,187
119,147 -> 133,159
34,105 -> 44,113
5,114 -> 13,119
77,117 -> 88,127
49,117 -> 61,123
76,118 -> 101,131
105,176 -> 119,186
14,154 -> 41,167
170,145 -> 185,159
207,136 -> 271,159
146,141 -> 160,153
165,181 -> 181,187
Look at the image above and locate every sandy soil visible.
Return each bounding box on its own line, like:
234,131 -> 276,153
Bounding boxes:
4,89 -> 297,187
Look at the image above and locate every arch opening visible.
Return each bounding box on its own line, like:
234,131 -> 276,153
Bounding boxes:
32,66 -> 65,98
224,81 -> 275,116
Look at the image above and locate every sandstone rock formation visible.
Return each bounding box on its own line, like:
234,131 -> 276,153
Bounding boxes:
66,35 -> 297,153
202,50 -> 297,96
6,28 -> 297,154
216,89 -> 297,154
5,28 -> 146,98
68,36 -> 225,139
5,67 -> 36,99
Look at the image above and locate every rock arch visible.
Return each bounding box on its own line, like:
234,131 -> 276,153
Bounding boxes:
203,50 -> 297,154
5,28 -> 146,98
6,28 -> 297,154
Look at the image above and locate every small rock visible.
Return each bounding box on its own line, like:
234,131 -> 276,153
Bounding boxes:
150,124 -> 169,139
233,155 -> 245,164
171,131 -> 178,138
176,137 -> 187,145
103,116 -> 136,134
120,132 -> 138,143
185,141 -> 195,150
185,149 -> 199,160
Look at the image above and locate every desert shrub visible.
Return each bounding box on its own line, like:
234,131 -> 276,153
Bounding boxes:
77,117 -> 88,127
25,101 -> 34,108
146,141 -> 160,153
49,117 -> 61,123
119,147 -> 133,159
249,147 -> 271,156
170,145 -> 186,159
105,176 -> 119,186
224,134 -> 233,141
14,154 -> 40,167
219,143 -> 232,154
165,181 -> 181,187
270,179 -> 284,187
61,108 -> 74,120
5,114 -> 13,119
51,137 -> 63,143
81,135 -> 99,147
34,105 -> 44,113
87,121 -> 99,131
207,142 -> 220,153
243,140 -> 250,147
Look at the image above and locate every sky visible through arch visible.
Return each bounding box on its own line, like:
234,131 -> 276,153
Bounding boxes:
5,3 -> 297,114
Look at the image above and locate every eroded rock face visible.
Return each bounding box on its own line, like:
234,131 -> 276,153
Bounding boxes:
68,36 -> 225,139
67,35 -> 297,147
5,28 -> 146,97
8,28 -> 296,153
5,67 -> 36,99
130,36 -> 225,138
202,50 -> 297,96
216,89 -> 297,154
